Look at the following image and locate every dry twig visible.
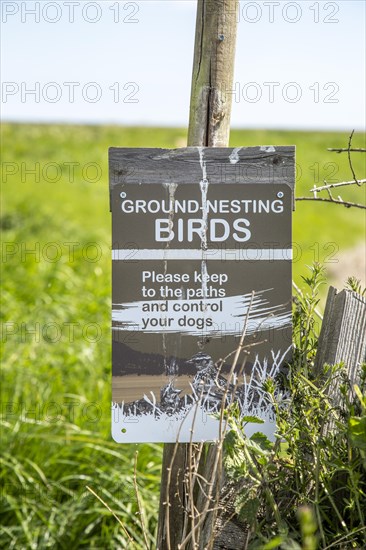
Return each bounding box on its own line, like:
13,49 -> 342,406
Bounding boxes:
304,132 -> 365,209
327,148 -> 366,153
296,197 -> 366,210
86,485 -> 134,546
310,179 -> 366,194
347,130 -> 359,185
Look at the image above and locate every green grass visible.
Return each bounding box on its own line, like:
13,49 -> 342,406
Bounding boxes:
1,123 -> 365,548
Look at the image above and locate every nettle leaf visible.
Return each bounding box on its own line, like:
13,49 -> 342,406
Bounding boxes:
224,431 -> 247,475
349,416 -> 366,450
246,438 -> 271,459
242,415 -> 265,424
224,429 -> 238,452
250,432 -> 273,452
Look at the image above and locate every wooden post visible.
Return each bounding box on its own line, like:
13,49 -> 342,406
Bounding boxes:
188,0 -> 239,147
315,286 -> 366,397
157,1 -> 238,548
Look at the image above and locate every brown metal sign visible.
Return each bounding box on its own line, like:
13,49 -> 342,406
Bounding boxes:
110,147 -> 295,443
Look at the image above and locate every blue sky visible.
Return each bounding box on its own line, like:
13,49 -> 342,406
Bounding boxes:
1,0 -> 365,129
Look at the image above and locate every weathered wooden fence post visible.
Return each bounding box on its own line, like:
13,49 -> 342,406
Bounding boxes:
315,286 -> 366,395
157,1 -> 239,548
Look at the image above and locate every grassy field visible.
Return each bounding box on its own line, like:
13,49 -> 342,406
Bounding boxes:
1,123 -> 365,548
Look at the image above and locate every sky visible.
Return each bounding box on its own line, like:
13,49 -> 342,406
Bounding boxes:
1,0 -> 365,130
